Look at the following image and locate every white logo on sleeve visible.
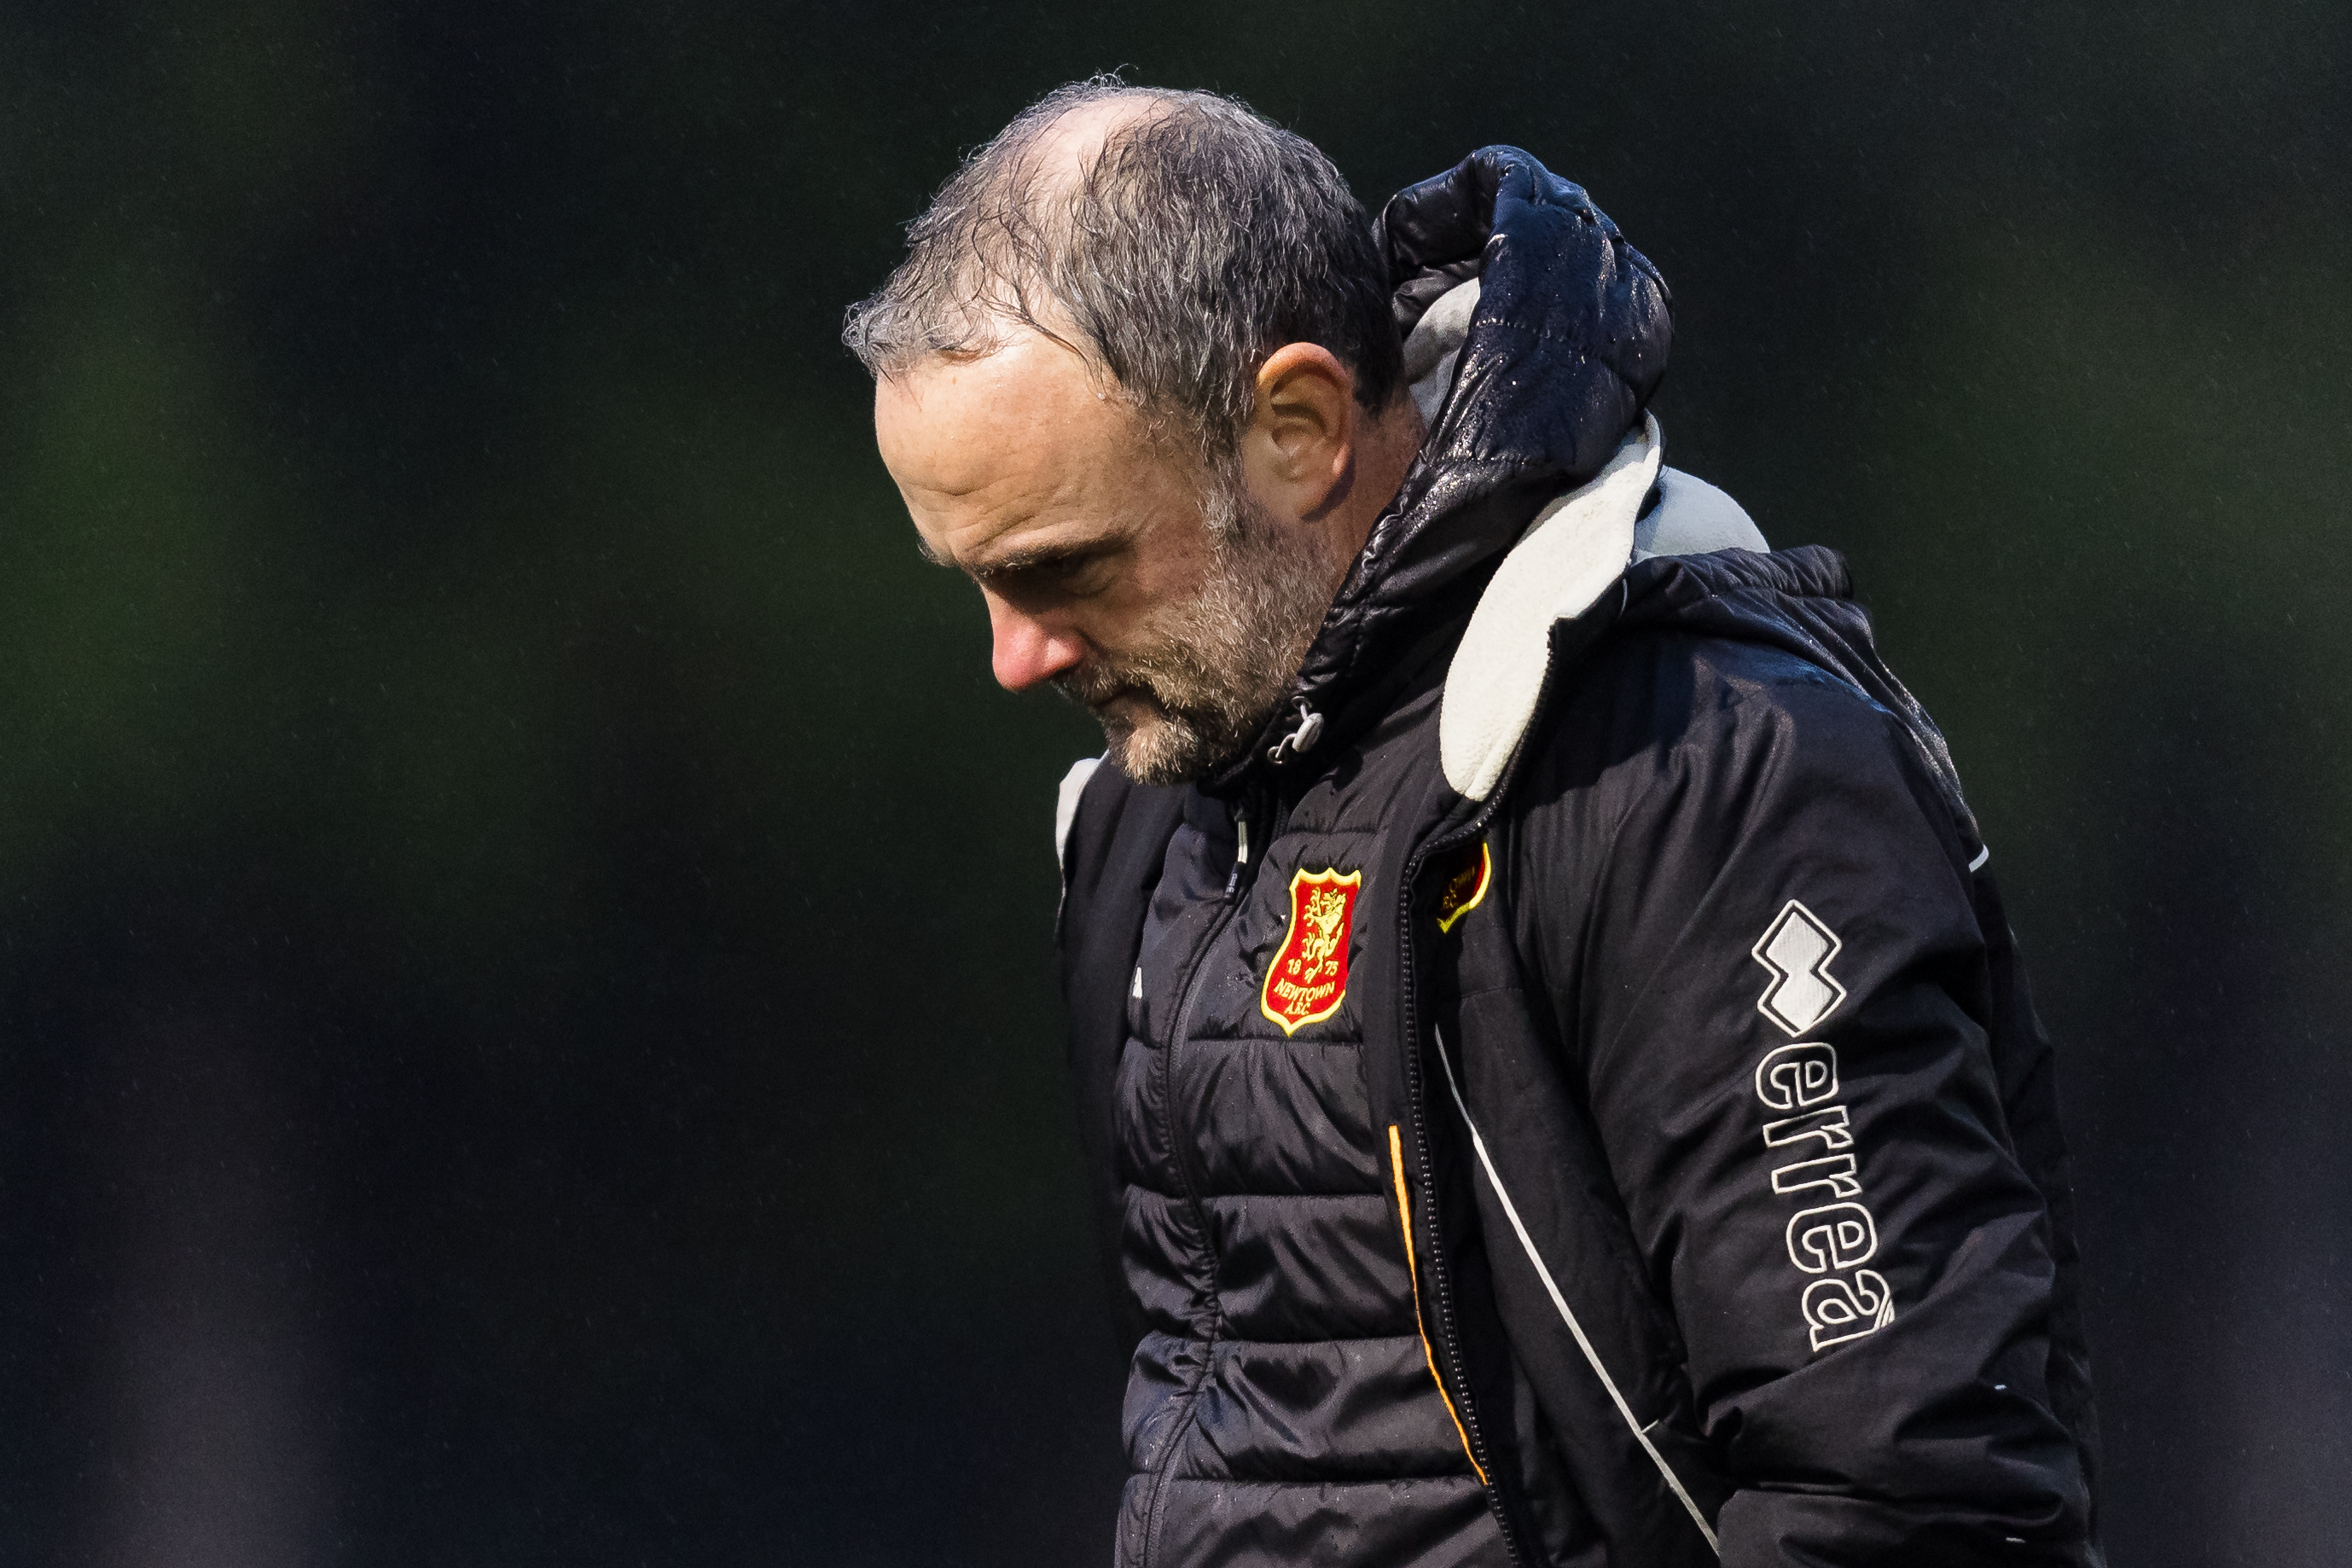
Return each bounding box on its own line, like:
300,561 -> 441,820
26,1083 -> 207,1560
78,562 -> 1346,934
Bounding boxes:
1745,898 -> 1896,1354
1751,900 -> 1847,1037
1748,1039 -> 1900,1352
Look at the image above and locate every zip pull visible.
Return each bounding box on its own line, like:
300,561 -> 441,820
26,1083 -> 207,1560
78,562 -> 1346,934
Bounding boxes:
1235,807 -> 1250,866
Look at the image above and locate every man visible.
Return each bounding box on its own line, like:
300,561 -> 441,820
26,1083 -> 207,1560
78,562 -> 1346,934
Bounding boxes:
848,80 -> 2102,1568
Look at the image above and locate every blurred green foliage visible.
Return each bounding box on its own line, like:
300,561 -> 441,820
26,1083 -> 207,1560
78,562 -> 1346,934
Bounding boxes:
0,2 -> 2344,1563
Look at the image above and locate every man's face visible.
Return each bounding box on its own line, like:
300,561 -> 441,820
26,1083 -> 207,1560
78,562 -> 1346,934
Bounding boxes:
875,329 -> 1334,782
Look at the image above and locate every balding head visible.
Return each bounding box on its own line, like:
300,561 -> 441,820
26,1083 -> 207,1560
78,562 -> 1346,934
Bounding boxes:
1015,88 -> 1164,179
844,78 -> 1403,482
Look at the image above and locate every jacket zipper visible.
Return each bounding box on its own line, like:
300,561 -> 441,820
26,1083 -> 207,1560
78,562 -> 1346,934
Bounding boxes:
1138,793 -> 1262,1565
1390,652 -> 1572,1568
1396,833 -> 1530,1567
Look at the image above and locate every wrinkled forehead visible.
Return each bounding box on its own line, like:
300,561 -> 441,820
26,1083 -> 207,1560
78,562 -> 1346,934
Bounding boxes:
873,330 -> 1162,502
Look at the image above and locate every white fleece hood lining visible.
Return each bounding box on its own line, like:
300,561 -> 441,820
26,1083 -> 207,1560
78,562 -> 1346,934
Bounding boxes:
1439,413 -> 1662,801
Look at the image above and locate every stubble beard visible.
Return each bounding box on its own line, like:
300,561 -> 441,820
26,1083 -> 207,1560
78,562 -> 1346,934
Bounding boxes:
1052,493 -> 1341,787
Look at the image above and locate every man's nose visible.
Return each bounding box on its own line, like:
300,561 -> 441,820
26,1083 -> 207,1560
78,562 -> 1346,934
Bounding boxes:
986,597 -> 1089,692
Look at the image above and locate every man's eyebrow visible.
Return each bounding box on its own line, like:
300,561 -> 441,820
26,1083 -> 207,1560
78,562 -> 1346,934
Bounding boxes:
966,543 -> 1091,581
923,538 -> 1106,583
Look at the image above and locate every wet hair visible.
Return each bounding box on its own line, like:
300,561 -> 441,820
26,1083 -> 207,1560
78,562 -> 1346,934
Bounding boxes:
842,78 -> 1402,475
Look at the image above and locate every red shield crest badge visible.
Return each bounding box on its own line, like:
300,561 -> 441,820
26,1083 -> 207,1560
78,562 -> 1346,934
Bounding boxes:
1261,868 -> 1362,1036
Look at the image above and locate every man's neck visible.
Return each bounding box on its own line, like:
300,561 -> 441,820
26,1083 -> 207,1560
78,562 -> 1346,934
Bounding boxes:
1303,391 -> 1428,580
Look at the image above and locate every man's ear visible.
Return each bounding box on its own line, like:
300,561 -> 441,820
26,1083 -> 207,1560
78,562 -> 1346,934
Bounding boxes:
1243,343 -> 1357,520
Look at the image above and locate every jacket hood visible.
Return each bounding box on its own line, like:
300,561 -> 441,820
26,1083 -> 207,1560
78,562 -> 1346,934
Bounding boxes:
1211,146 -> 1672,793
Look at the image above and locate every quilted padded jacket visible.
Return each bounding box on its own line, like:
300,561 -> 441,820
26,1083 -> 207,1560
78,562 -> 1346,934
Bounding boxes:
1056,147 -> 2102,1567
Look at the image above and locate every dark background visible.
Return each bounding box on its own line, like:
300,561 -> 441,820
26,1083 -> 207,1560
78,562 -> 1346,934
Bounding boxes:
3,3 -> 2345,1563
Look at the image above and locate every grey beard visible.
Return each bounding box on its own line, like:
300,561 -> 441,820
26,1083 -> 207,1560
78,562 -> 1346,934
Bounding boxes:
1053,499 -> 1340,785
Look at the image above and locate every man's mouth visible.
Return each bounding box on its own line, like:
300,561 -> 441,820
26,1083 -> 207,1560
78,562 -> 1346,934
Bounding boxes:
1095,686 -> 1165,721
1054,665 -> 1168,726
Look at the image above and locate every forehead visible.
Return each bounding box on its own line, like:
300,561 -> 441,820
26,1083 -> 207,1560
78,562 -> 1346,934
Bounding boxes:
873,331 -> 1164,560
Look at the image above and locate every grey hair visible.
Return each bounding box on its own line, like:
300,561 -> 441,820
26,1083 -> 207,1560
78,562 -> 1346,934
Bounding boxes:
842,78 -> 1402,479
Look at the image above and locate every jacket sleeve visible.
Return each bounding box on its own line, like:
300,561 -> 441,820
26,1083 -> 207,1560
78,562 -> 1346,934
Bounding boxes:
1525,671 -> 2094,1565
1056,762 -> 1187,1364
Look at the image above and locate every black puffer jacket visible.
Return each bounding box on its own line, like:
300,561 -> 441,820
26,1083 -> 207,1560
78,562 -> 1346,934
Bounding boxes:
1058,148 -> 2101,1567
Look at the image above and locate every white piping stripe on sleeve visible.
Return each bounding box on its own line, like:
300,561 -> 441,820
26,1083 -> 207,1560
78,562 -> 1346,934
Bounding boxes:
1432,1026 -> 1721,1555
1968,845 -> 1991,873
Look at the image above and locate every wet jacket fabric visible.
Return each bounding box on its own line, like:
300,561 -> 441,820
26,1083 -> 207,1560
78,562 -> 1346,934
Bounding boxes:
1055,148 -> 2102,1567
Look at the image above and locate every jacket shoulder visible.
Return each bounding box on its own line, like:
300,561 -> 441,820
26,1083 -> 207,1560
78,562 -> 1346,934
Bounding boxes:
1522,622 -> 1925,808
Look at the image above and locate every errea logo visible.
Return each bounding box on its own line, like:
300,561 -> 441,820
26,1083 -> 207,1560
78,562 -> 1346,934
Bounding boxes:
1746,898 -> 1895,1354
1751,900 -> 1846,1037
